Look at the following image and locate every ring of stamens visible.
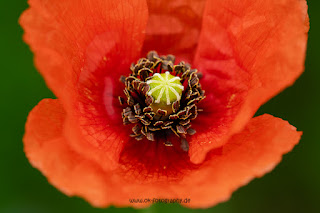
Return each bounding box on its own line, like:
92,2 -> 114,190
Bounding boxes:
118,51 -> 206,151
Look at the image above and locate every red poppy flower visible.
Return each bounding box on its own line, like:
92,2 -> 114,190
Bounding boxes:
20,0 -> 309,208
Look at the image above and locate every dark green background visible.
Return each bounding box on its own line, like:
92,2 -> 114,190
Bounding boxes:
1,0 -> 319,212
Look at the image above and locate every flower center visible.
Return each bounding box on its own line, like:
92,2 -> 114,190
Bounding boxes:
118,51 -> 206,151
147,72 -> 184,116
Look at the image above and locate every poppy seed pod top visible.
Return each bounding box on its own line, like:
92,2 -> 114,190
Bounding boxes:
147,72 -> 184,113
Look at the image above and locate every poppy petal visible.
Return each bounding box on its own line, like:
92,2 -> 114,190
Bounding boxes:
20,0 -> 149,170
24,101 -> 301,207
118,114 -> 301,208
141,0 -> 206,62
20,0 -> 148,105
24,99 -> 151,207
191,0 -> 308,163
180,114 -> 302,207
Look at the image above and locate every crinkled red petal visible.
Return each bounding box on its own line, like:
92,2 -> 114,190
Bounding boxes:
20,0 -> 149,170
190,0 -> 309,163
24,101 -> 301,207
23,99 -> 149,207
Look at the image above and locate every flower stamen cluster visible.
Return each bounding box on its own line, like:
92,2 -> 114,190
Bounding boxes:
119,51 -> 206,151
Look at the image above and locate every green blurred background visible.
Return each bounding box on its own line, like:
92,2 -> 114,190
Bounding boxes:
1,0 -> 319,212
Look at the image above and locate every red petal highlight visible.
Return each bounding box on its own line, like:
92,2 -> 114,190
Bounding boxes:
142,0 -> 206,62
191,0 -> 309,163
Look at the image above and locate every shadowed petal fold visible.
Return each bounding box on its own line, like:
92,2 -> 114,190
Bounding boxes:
142,0 -> 206,62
